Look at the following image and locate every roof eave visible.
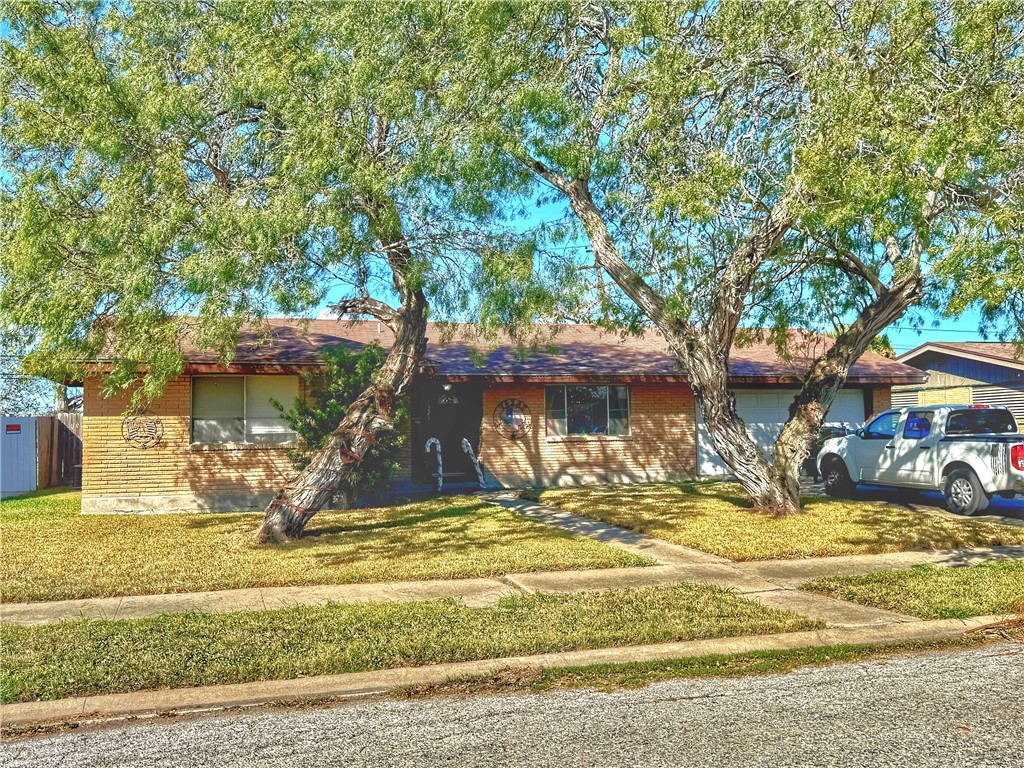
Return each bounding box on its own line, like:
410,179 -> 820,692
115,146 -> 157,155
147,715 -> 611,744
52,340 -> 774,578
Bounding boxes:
897,343 -> 1024,372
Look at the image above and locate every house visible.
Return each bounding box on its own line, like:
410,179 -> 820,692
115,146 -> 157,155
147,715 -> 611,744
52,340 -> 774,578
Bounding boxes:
894,342 -> 1024,425
79,320 -> 926,513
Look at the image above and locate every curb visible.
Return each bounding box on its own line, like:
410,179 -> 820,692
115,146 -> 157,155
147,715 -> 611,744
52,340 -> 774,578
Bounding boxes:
1,614 -> 1011,730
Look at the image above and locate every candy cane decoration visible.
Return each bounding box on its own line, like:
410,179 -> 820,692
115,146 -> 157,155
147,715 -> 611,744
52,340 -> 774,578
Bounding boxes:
461,438 -> 485,487
425,437 -> 442,493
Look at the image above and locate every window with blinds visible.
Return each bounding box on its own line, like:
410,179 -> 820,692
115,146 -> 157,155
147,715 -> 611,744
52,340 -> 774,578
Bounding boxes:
191,375 -> 299,445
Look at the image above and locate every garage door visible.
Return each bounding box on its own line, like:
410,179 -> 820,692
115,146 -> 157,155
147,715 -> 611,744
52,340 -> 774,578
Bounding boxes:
697,389 -> 866,477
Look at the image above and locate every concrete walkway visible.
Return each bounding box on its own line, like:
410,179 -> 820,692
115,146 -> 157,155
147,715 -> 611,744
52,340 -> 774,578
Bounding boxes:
488,494 -> 1024,628
488,493 -> 730,565
1,614 -> 1010,729
0,577 -> 522,626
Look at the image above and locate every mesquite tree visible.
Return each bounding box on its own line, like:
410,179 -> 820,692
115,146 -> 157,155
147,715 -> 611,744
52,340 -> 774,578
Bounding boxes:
456,0 -> 1024,513
0,3 -> 519,540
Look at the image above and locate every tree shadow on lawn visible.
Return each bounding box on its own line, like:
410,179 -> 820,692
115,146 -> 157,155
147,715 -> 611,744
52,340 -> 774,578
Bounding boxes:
301,503 -> 486,538
176,495 -> 621,572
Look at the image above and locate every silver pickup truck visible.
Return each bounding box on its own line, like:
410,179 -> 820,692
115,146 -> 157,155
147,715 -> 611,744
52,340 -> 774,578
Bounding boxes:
817,405 -> 1024,515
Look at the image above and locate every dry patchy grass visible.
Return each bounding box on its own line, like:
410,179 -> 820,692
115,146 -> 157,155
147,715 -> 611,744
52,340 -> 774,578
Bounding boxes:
537,483 -> 1024,560
0,584 -> 819,702
0,490 -> 649,603
396,636 -> 986,698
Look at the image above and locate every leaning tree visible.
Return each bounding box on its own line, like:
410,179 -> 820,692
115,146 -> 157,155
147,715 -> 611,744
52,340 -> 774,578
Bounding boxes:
0,2 -> 529,540
455,0 -> 1024,514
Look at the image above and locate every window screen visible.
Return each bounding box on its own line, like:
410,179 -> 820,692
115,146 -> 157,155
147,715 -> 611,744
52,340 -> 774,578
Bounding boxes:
192,377 -> 244,443
545,387 -> 567,437
545,385 -> 630,437
245,376 -> 299,444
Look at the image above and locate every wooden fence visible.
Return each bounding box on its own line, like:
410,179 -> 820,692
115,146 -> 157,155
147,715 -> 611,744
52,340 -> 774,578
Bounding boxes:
36,413 -> 83,489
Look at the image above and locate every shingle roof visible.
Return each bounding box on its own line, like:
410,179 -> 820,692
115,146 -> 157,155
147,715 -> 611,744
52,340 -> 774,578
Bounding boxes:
180,318 -> 926,384
898,341 -> 1024,369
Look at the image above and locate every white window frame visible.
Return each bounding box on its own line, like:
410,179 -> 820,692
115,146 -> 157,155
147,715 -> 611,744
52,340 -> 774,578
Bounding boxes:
190,374 -> 299,445
544,384 -> 631,438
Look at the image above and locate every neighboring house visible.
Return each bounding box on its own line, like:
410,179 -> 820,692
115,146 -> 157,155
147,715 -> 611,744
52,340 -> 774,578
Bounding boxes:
894,342 -> 1024,425
78,321 -> 925,513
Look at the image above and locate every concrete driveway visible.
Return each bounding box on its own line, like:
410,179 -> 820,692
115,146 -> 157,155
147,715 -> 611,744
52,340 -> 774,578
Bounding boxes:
856,486 -> 1023,525
803,480 -> 1024,525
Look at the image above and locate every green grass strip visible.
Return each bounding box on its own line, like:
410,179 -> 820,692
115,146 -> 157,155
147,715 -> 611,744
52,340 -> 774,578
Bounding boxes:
0,585 -> 820,703
804,561 -> 1024,619
396,637 -> 987,698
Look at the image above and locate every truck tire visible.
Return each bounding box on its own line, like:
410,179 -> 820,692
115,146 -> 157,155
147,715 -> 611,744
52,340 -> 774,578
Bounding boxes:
943,468 -> 988,515
822,457 -> 854,499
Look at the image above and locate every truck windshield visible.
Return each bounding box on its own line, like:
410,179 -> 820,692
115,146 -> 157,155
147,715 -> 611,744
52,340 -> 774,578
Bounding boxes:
946,409 -> 1018,435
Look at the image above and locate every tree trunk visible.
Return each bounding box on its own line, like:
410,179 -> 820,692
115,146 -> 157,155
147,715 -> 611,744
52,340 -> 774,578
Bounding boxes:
768,274 -> 924,496
560,175 -> 802,513
256,296 -> 427,543
257,190 -> 429,543
681,334 -> 803,514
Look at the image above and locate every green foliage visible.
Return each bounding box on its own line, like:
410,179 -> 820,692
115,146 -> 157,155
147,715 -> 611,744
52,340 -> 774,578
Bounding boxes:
0,326 -> 55,415
450,0 -> 1024,341
0,1 -> 544,407
273,343 -> 405,504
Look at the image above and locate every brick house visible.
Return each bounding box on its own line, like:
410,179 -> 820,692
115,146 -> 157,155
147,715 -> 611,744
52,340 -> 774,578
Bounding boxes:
80,320 -> 926,513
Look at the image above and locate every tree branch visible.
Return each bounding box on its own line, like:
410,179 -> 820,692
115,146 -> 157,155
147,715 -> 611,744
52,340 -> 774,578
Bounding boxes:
330,297 -> 399,331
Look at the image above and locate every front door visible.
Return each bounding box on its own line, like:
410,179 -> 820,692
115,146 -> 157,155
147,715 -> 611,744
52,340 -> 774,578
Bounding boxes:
410,381 -> 484,486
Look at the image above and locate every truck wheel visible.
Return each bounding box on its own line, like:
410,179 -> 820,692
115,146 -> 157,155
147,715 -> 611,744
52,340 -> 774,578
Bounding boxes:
822,458 -> 854,499
944,469 -> 988,515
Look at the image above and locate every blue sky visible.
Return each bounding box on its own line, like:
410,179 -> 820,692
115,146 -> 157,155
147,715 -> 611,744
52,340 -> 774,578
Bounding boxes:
317,192 -> 991,357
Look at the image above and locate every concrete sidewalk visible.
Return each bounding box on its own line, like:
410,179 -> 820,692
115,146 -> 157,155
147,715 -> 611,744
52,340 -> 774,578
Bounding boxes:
3,539 -> 1020,629
1,614 -> 1010,730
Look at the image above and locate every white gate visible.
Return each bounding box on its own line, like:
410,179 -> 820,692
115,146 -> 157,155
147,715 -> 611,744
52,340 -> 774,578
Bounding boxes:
1,416 -> 38,498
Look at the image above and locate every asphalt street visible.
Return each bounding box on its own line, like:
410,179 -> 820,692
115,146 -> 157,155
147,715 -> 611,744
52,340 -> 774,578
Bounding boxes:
3,642 -> 1022,768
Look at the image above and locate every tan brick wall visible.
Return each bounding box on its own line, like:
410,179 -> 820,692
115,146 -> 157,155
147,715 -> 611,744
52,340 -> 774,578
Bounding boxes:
82,375 -> 297,512
871,386 -> 892,417
477,382 -> 697,488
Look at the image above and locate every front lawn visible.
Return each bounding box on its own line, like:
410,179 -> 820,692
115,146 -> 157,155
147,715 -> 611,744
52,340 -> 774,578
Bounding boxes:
803,561 -> 1024,620
535,483 -> 1024,561
0,490 -> 649,603
0,584 -> 820,703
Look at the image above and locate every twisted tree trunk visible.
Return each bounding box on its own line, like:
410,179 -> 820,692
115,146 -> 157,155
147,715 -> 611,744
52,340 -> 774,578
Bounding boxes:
769,274 -> 924,497
682,335 -> 800,513
563,176 -> 803,512
256,298 -> 427,543
257,199 -> 428,543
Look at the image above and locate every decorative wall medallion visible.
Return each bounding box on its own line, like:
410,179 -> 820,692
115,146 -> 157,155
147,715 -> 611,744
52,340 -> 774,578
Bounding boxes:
122,413 -> 164,449
492,399 -> 532,440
